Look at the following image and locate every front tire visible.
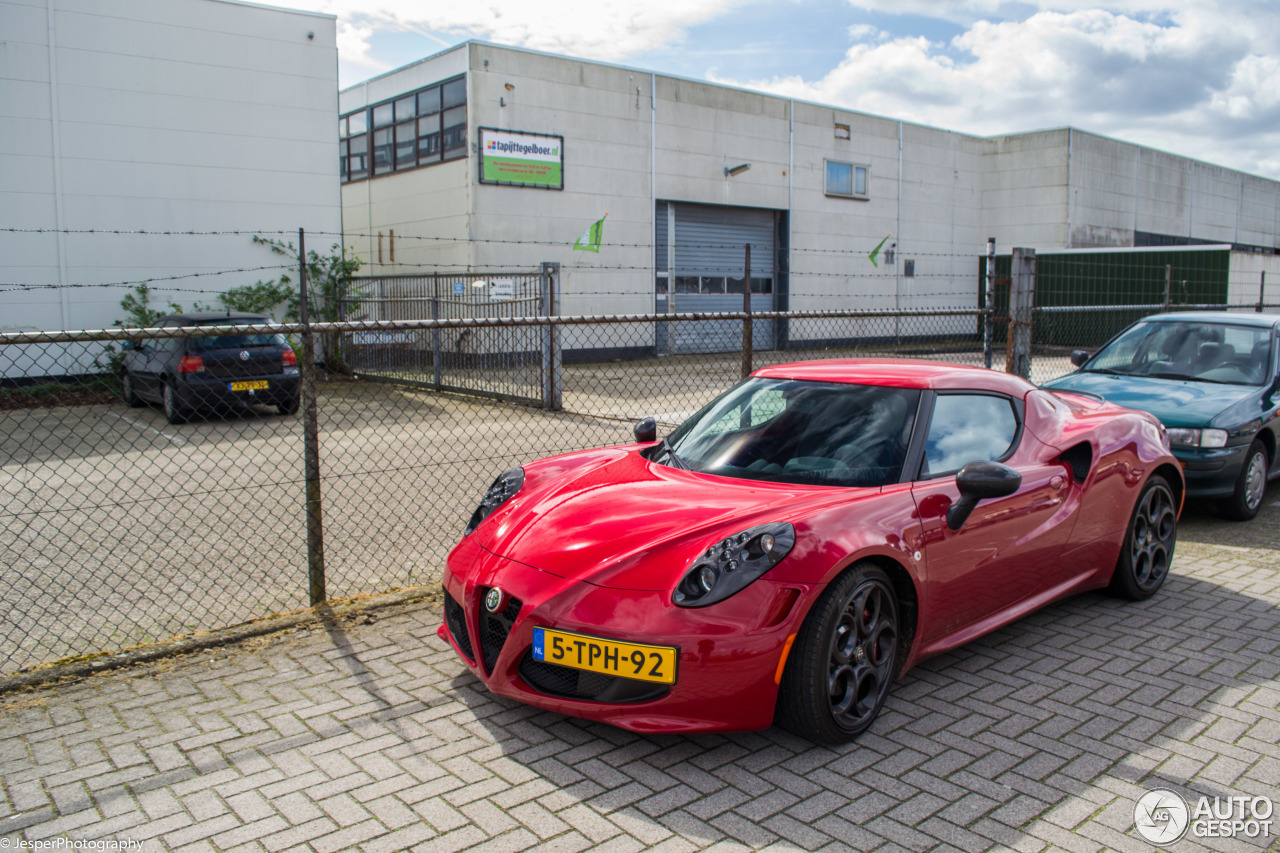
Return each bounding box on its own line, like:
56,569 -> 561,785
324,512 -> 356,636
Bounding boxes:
162,381 -> 186,425
1110,475 -> 1177,600
776,562 -> 900,743
1219,440 -> 1268,521
121,371 -> 143,408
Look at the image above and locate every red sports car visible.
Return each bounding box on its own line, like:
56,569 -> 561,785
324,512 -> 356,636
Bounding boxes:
439,360 -> 1183,743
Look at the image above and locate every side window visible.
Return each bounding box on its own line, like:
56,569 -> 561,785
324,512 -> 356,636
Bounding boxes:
922,394 -> 1018,477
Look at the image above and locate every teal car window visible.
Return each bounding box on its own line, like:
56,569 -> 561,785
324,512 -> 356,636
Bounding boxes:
1088,321 -> 1272,385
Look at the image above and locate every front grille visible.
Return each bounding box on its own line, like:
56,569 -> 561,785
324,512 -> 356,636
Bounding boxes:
519,653 -> 669,704
443,591 -> 474,661
478,590 -> 522,675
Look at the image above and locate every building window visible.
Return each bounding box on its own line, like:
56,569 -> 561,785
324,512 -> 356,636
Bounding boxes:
835,123 -> 850,140
825,160 -> 869,199
340,75 -> 465,183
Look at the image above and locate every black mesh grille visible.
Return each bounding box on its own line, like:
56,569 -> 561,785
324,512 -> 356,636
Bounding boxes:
443,591 -> 474,661
519,652 -> 669,704
478,591 -> 523,674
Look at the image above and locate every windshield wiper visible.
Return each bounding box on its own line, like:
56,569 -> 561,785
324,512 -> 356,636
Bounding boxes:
1145,370 -> 1197,381
657,439 -> 687,470
1082,367 -> 1129,375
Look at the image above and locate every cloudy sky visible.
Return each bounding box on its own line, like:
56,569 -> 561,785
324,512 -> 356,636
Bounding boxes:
293,0 -> 1280,180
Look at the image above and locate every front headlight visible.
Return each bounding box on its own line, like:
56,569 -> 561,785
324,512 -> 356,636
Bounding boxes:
1166,428 -> 1229,448
673,522 -> 796,608
465,467 -> 524,535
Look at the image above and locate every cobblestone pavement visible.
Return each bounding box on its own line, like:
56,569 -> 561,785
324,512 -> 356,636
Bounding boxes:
2,502 -> 1278,853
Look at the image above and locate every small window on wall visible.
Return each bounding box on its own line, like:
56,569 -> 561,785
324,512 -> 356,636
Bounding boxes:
825,160 -> 869,199
338,74 -> 464,183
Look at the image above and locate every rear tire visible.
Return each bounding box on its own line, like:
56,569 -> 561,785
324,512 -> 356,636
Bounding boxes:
1110,475 -> 1177,600
121,372 -> 143,408
162,381 -> 186,425
775,562 -> 899,744
277,396 -> 300,416
1219,440 -> 1268,521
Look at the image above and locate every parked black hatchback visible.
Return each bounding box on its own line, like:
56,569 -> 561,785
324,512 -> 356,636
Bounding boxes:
121,312 -> 301,423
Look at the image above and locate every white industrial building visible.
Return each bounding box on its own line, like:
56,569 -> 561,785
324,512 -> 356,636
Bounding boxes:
0,0 -> 342,336
338,41 -> 1280,354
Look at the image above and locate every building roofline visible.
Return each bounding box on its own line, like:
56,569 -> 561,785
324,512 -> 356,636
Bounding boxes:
208,0 -> 335,21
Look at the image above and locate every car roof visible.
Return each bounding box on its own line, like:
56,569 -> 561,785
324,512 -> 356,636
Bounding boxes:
1141,311 -> 1280,329
162,311 -> 275,323
752,358 -> 1036,395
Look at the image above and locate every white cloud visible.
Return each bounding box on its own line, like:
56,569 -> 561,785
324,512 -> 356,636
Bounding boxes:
290,0 -> 739,73
719,5 -> 1280,177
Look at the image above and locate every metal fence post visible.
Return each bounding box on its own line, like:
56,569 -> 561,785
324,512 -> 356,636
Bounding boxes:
1009,247 -> 1035,380
984,238 -> 996,369
1164,264 -> 1172,311
541,262 -> 562,410
741,243 -> 753,379
298,228 -> 326,606
1259,271 -> 1267,313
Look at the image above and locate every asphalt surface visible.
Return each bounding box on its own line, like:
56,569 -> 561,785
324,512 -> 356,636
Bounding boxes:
1,499 -> 1277,852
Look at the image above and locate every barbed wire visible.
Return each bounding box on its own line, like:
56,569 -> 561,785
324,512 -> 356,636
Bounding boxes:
2,226 -> 997,259
0,265 -> 294,293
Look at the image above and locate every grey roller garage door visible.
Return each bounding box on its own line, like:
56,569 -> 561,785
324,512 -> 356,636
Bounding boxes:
656,202 -> 777,355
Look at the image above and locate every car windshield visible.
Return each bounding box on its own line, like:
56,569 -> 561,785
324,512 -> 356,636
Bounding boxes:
664,378 -> 920,487
188,320 -> 286,351
1084,320 -> 1273,386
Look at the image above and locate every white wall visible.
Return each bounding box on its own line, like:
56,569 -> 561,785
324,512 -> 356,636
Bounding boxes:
0,0 -> 341,338
1228,252 -> 1280,307
1067,131 -> 1280,252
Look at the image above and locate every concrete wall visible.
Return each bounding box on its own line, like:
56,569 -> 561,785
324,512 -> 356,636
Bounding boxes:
1067,131 -> 1280,252
1,0 -> 342,337
1228,252 -> 1280,307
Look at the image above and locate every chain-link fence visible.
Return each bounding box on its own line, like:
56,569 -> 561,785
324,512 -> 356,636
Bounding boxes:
0,307 -> 991,675
3,276 -> 1277,675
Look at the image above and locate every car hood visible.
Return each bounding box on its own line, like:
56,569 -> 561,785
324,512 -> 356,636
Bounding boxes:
1044,371 -> 1258,427
472,447 -> 865,590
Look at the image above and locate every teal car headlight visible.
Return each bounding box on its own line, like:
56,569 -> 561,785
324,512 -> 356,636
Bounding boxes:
1166,428 -> 1228,449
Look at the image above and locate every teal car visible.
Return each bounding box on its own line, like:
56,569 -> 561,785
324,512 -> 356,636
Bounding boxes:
1044,312 -> 1280,520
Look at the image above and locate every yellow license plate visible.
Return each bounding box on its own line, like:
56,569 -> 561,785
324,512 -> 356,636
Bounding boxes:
229,380 -> 269,391
532,627 -> 678,685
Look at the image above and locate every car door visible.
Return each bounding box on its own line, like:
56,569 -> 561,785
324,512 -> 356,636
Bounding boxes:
909,392 -> 1074,649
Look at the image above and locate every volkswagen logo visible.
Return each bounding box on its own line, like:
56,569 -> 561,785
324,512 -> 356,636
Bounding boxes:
239,351 -> 251,361
484,587 -> 506,613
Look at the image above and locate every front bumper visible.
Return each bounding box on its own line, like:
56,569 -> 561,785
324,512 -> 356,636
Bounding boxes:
1173,443 -> 1250,499
439,536 -> 811,734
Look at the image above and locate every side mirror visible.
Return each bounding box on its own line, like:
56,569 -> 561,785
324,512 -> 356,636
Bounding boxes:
1070,350 -> 1090,368
633,417 -> 657,443
946,461 -> 1022,531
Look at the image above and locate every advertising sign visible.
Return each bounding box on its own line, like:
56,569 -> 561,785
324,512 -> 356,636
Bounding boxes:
479,128 -> 564,190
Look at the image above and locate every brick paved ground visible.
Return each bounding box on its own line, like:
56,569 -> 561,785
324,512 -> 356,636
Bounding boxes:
2,501 -> 1278,853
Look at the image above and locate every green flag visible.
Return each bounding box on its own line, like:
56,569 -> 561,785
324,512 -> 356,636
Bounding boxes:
573,213 -> 608,252
868,234 -> 891,268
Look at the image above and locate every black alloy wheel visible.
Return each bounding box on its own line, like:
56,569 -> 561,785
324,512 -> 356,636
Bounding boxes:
776,562 -> 900,743
1111,475 -> 1177,600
